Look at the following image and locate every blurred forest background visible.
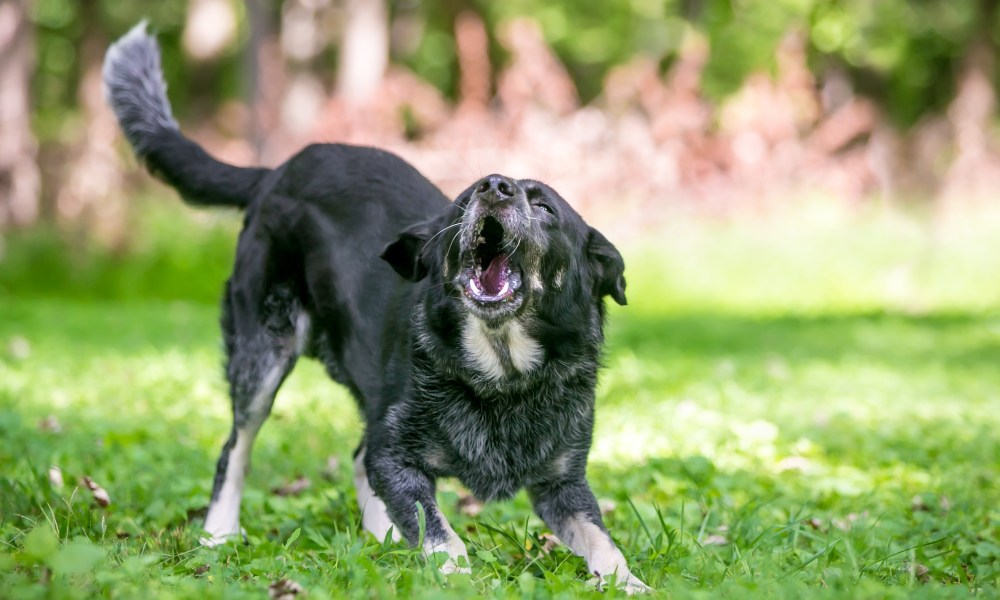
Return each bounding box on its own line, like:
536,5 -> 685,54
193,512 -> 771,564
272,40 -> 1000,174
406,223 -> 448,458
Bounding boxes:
2,4 -> 1000,594
5,0 -> 1000,241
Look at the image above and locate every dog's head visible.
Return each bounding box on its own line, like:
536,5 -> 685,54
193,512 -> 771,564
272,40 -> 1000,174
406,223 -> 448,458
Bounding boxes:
382,174 -> 626,325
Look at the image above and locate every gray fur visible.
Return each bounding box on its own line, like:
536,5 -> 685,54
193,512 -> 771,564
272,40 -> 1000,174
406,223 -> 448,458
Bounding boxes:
102,21 -> 178,157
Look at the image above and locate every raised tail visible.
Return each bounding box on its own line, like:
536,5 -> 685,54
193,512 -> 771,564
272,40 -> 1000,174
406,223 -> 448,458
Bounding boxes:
103,22 -> 269,209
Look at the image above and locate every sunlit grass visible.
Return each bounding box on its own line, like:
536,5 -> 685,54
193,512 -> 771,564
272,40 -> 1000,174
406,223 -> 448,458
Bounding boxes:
1,198 -> 998,597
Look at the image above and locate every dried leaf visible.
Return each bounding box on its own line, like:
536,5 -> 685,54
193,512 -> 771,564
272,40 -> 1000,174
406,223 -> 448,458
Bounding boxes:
598,498 -> 617,515
538,532 -> 561,555
322,456 -> 340,481
456,492 -> 484,517
38,416 -> 62,433
48,466 -> 64,489
911,562 -> 930,582
268,578 -> 305,600
81,476 -> 110,507
272,476 -> 311,497
702,534 -> 729,546
832,511 -> 867,531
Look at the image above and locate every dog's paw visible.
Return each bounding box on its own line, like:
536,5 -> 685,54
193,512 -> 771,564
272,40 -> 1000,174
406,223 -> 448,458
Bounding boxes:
619,573 -> 652,595
424,537 -> 471,575
199,527 -> 246,548
588,572 -> 652,595
436,553 -> 472,575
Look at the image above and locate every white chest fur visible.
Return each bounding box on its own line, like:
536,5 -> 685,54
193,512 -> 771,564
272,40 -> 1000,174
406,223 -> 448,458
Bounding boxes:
461,315 -> 543,379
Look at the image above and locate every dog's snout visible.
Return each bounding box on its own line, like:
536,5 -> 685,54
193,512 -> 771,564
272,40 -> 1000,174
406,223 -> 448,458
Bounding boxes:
475,175 -> 517,200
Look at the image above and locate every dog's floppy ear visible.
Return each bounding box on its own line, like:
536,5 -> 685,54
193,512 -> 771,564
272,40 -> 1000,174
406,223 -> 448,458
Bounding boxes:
587,227 -> 627,306
381,219 -> 438,281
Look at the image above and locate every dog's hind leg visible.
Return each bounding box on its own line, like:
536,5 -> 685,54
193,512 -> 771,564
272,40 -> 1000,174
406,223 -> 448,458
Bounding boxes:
202,279 -> 308,546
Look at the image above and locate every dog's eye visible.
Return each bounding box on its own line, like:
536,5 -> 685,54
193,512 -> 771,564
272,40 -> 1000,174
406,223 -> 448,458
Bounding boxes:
533,203 -> 553,215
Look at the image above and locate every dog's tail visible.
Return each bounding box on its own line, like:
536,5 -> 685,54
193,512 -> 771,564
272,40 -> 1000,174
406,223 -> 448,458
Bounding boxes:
103,22 -> 269,209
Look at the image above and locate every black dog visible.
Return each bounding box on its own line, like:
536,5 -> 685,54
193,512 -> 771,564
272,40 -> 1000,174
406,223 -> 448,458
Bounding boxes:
104,23 -> 649,593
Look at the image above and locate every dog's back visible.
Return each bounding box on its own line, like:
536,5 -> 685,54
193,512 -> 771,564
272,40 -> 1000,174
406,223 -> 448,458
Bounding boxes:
104,23 -> 450,406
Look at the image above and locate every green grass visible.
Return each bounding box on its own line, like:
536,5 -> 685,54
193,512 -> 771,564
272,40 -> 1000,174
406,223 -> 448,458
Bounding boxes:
1,199 -> 999,598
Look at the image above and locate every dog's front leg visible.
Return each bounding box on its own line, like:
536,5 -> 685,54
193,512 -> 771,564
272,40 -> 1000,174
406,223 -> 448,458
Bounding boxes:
366,452 -> 469,574
529,478 -> 651,594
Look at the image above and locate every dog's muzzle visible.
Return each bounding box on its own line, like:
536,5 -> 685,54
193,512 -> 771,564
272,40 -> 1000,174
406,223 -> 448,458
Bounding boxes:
457,175 -> 531,309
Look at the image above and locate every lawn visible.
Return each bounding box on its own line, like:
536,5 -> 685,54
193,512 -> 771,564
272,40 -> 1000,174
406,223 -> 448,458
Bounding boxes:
1,198 -> 998,598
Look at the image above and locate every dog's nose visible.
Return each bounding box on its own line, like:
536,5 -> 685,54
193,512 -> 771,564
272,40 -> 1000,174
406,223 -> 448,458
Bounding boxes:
475,175 -> 517,200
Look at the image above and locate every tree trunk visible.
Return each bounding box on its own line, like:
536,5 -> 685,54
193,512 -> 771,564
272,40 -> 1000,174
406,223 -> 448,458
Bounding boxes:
0,0 -> 40,229
336,0 -> 388,107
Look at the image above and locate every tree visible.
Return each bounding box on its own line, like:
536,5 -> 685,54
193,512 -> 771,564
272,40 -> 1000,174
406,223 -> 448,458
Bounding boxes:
0,0 -> 40,229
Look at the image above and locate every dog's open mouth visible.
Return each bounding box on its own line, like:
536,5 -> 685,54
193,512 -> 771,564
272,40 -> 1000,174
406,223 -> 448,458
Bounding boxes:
461,216 -> 523,304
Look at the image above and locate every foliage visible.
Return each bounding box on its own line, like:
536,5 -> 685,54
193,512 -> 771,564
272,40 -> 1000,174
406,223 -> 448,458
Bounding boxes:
0,194 -> 238,303
1,201 -> 998,597
27,0 -> 1000,136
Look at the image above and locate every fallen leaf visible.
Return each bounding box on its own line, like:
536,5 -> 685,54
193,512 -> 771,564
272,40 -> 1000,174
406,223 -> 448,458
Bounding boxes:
457,492 -> 483,517
910,562 -> 930,582
598,498 -> 617,515
81,476 -> 111,507
268,578 -> 305,599
538,532 -> 561,555
48,466 -> 64,489
38,416 -> 62,433
832,511 -> 868,531
272,476 -> 311,497
702,534 -> 729,545
322,456 -> 340,481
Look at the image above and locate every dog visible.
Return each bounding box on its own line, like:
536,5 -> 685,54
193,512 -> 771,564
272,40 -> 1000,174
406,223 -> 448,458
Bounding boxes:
103,22 -> 649,594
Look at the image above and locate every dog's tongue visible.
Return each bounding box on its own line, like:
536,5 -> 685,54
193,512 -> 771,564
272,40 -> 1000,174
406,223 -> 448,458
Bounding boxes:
481,254 -> 509,295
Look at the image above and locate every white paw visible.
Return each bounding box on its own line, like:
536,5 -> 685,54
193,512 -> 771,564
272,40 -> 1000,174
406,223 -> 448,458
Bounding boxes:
589,571 -> 652,595
619,572 -> 652,595
199,527 -> 245,548
424,537 -> 471,575
435,553 -> 472,575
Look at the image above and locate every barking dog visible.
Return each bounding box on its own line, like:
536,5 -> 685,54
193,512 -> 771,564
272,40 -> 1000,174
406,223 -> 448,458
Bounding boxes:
104,23 -> 649,594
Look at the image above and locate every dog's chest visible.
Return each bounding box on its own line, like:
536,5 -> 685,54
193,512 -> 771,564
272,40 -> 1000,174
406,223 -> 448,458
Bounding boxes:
460,316 -> 543,380
427,391 -> 580,501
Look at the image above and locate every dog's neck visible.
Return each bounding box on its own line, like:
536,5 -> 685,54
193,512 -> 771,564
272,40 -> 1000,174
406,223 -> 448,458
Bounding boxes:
460,314 -> 543,380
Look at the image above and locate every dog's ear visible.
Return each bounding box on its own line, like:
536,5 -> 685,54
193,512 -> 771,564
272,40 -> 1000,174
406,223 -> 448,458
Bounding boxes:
381,219 -> 437,281
587,227 -> 627,306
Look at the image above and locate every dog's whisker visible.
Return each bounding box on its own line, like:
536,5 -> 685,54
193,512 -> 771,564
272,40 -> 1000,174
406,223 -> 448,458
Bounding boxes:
420,222 -> 463,255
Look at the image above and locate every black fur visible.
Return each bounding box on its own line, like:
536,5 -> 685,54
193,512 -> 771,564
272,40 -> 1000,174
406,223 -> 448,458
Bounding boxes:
105,24 -> 643,587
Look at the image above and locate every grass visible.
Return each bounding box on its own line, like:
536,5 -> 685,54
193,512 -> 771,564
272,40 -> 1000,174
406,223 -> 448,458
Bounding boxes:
1,196 -> 998,598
